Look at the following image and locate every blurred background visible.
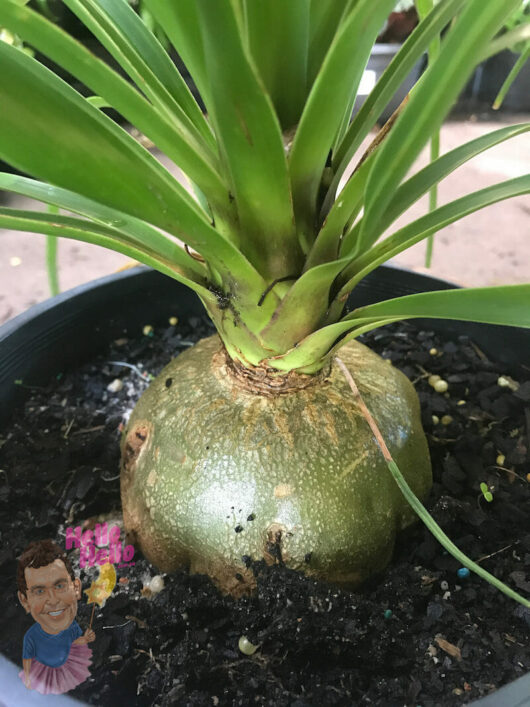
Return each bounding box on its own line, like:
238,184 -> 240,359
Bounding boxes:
1,0 -> 529,325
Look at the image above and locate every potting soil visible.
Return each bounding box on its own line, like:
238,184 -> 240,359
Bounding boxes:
0,317 -> 528,706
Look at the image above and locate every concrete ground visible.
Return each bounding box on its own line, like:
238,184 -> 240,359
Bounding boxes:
0,116 -> 529,326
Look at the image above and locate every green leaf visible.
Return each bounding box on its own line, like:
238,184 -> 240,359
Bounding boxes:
45,234 -> 60,296
34,0 -> 57,19
338,175 -> 530,295
243,0 -> 310,130
266,318 -> 362,372
424,128 -> 440,268
361,0 -> 522,247
0,41 -> 260,292
0,172 -> 206,281
307,0 -> 351,87
86,96 -> 111,109
96,0 -> 207,136
143,0 -> 210,107
193,0 -> 301,281
493,44 -> 530,110
258,257 -> 352,352
415,0 -> 441,63
306,154 -> 373,269
482,23 -> 530,61
45,204 -> 60,296
0,1 -> 225,205
480,482 -> 494,502
341,123 -> 530,257
344,285 -> 530,330
61,0 -> 213,149
386,460 -> 529,608
327,0 -> 466,212
0,207 -> 214,299
277,280 -> 530,371
289,0 -> 395,240
415,0 -> 442,268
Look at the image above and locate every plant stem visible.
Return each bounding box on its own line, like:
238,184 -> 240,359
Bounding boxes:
386,459 -> 529,607
46,204 -> 60,296
493,43 -> 530,110
334,356 -> 392,462
424,129 -> 439,268
415,0 -> 441,268
335,356 -> 530,610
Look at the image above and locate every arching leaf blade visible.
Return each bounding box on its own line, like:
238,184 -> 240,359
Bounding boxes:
0,173 -> 206,281
306,154 -> 373,269
93,0 -> 210,142
361,0 -> 522,247
0,208 -> 214,300
243,0 -> 310,130
343,286 -> 530,329
277,279 -> 530,371
338,175 -> 530,297
262,314 -> 399,372
0,41 -> 260,290
482,23 -> 530,62
289,0 -> 395,238
0,1 -> 225,203
45,205 -> 60,296
61,0 -> 213,149
143,0 -> 210,107
194,0 -> 300,281
342,123 -> 530,257
493,45 -> 530,110
267,320 -> 357,372
307,0 -> 352,87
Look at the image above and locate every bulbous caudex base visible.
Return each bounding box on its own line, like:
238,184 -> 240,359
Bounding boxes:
120,335 -> 432,595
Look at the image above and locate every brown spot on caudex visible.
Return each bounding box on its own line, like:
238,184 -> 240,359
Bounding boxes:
120,422 -> 153,560
121,423 -> 151,481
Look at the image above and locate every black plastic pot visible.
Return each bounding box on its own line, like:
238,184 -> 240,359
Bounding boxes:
0,265 -> 528,706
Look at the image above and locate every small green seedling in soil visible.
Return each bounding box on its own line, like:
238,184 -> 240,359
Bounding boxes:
480,481 -> 494,503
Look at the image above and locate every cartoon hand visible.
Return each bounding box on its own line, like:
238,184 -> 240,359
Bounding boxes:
84,629 -> 96,643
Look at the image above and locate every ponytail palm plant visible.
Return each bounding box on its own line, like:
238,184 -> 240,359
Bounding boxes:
0,0 -> 529,594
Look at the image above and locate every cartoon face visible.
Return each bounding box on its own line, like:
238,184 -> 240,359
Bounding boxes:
18,559 -> 81,635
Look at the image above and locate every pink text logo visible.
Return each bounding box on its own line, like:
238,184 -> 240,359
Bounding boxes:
65,523 -> 135,569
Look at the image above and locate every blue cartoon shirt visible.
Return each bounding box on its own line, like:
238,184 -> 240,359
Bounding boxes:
22,620 -> 82,668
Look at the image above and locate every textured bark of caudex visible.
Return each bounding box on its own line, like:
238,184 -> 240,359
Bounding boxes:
121,335 -> 431,595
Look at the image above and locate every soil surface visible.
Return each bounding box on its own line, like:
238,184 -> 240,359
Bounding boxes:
0,316 -> 529,706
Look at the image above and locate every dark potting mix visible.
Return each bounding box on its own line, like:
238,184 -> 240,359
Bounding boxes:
0,314 -> 528,706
